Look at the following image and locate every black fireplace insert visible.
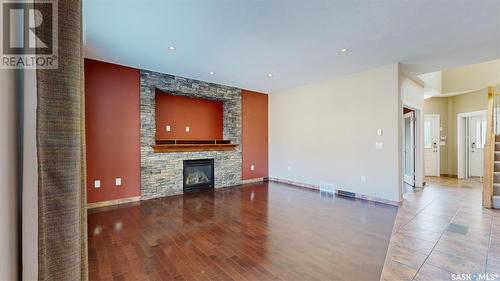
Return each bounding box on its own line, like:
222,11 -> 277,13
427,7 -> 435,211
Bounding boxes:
183,159 -> 214,193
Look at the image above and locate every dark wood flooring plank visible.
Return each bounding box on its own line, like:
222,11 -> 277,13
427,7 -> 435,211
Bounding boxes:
88,182 -> 397,281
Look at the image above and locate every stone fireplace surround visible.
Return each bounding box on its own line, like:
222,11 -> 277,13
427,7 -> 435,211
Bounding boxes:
140,70 -> 242,200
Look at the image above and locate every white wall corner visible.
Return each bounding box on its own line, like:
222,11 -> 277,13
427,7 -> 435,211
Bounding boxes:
400,73 -> 426,193
269,63 -> 402,203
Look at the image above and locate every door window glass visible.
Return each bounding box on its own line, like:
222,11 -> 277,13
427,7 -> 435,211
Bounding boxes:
424,121 -> 432,149
476,120 -> 486,148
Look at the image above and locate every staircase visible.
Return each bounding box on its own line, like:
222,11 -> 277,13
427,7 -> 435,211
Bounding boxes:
494,134 -> 500,208
483,87 -> 498,209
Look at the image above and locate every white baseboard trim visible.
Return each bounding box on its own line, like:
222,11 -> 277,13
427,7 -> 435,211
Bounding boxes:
87,196 -> 141,209
268,177 -> 400,207
268,177 -> 320,190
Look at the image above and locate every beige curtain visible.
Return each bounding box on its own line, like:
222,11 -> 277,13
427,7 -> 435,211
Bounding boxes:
35,0 -> 87,280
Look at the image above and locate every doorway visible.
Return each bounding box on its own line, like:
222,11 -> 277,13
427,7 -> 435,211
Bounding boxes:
457,110 -> 487,179
403,109 -> 416,186
401,104 -> 424,197
424,114 -> 440,177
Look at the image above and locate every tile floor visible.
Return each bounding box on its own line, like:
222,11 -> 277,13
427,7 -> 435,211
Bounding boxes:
381,177 -> 500,281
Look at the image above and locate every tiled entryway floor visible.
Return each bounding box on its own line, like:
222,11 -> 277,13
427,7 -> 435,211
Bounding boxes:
381,177 -> 500,281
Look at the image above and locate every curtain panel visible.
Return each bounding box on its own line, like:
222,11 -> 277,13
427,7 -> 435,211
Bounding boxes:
35,0 -> 87,280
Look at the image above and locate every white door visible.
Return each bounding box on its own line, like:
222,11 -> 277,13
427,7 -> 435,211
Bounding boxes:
403,112 -> 415,185
468,116 -> 485,177
424,115 -> 440,176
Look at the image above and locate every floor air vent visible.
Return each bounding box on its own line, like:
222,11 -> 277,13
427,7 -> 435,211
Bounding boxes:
337,189 -> 356,198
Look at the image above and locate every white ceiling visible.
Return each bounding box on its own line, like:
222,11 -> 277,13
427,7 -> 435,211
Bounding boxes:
83,0 -> 500,93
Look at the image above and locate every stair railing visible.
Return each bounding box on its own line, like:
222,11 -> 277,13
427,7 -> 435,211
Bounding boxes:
483,87 -> 495,208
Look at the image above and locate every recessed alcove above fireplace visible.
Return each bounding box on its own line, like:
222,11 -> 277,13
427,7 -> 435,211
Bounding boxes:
140,70 -> 242,200
152,91 -> 237,153
155,91 -> 224,140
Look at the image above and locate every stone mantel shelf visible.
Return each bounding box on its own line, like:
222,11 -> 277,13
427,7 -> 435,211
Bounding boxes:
151,139 -> 238,153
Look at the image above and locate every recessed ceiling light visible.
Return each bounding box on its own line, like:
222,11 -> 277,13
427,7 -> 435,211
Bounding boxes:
209,71 -> 215,75
168,46 -> 176,50
340,48 -> 348,53
267,73 -> 273,78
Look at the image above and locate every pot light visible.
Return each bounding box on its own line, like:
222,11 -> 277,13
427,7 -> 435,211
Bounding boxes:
168,46 -> 176,51
340,48 -> 348,53
209,71 -> 215,75
267,73 -> 273,78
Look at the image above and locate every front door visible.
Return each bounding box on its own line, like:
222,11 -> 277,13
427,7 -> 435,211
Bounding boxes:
424,115 -> 440,177
403,112 -> 415,186
468,116 -> 485,177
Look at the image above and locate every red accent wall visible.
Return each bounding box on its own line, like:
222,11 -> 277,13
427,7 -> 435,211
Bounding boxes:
242,90 -> 269,179
155,91 -> 223,140
85,59 -> 141,203
85,59 -> 269,202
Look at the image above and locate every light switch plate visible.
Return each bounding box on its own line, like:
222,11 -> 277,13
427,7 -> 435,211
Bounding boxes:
377,129 -> 383,136
94,180 -> 101,188
250,165 -> 255,171
115,178 -> 122,186
375,142 -> 383,150
166,125 -> 171,132
361,175 -> 366,183
185,126 -> 190,132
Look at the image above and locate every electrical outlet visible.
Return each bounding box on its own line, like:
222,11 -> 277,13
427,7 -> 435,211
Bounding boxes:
287,166 -> 292,172
94,180 -> 101,188
185,126 -> 190,132
375,142 -> 383,150
250,165 -> 255,171
115,178 -> 122,186
166,125 -> 171,132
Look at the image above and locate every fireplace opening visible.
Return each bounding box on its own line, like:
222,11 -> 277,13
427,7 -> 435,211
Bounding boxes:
183,159 -> 214,193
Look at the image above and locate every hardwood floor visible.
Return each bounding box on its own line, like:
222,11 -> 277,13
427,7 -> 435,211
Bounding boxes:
88,181 -> 398,281
381,177 -> 500,281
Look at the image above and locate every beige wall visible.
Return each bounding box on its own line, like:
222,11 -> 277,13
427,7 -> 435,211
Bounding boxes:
424,89 -> 488,176
424,97 -> 449,174
442,59 -> 500,94
269,64 -> 401,202
0,69 -> 18,280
